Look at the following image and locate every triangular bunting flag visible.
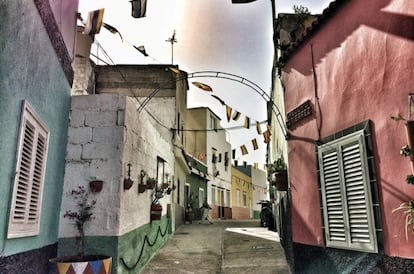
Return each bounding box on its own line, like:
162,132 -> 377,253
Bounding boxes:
131,0 -> 147,18
244,116 -> 250,129
263,129 -> 271,144
252,138 -> 258,150
240,145 -> 248,155
57,262 -> 72,274
83,9 -> 105,35
226,106 -> 232,122
103,257 -> 112,273
134,45 -> 149,56
103,22 -> 123,41
169,67 -> 181,74
192,82 -> 213,92
256,122 -> 262,135
232,111 -> 241,121
212,95 -> 225,105
72,262 -> 88,273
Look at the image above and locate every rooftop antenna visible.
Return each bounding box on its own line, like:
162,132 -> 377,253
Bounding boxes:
166,30 -> 177,64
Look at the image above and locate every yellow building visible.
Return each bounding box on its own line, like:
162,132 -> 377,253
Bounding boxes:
231,166 -> 253,219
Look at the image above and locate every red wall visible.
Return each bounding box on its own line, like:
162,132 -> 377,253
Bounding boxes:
282,0 -> 414,257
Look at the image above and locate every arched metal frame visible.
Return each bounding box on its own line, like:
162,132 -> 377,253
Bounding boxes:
136,70 -> 289,139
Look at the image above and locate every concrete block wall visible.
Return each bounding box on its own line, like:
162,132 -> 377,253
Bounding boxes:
60,93 -> 176,238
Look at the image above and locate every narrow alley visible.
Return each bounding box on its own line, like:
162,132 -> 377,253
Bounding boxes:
141,220 -> 291,274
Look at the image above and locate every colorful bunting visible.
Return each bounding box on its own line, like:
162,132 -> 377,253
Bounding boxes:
212,95 -> 225,105
226,106 -> 232,122
102,22 -> 123,41
169,67 -> 181,74
232,111 -> 241,121
192,82 -> 213,92
131,0 -> 147,18
252,138 -> 258,150
240,145 -> 248,155
83,9 -> 104,35
263,129 -> 271,144
134,45 -> 149,56
256,122 -> 262,135
244,116 -> 250,129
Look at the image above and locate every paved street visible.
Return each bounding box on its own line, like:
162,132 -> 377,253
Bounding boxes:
141,220 -> 291,274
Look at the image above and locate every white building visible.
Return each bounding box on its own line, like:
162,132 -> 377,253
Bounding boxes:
60,64 -> 189,273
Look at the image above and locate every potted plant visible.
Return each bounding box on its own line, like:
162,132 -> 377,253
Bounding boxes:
48,186 -> 112,274
392,200 -> 414,241
268,157 -> 288,191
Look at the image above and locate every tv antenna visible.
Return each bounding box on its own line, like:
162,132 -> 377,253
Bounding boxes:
166,30 -> 177,64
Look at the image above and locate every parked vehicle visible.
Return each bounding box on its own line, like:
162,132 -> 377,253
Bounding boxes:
257,200 -> 275,230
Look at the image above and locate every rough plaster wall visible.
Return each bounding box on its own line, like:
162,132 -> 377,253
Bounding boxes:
118,96 -> 175,235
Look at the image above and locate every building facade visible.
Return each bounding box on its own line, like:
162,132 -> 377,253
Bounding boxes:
231,166 -> 253,219
0,0 -> 78,272
277,0 -> 414,272
185,107 -> 232,219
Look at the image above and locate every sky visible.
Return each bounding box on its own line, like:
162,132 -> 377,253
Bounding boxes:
78,0 -> 332,169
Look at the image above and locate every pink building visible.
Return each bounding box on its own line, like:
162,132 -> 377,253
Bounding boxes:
278,0 -> 414,271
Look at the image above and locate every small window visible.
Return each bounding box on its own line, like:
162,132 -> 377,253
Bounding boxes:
210,115 -> 217,131
236,189 -> 240,207
157,156 -> 166,188
318,130 -> 378,253
8,101 -> 49,238
199,188 -> 205,208
242,191 -> 247,207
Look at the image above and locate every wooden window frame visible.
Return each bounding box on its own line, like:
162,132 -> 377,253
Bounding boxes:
8,101 -> 49,238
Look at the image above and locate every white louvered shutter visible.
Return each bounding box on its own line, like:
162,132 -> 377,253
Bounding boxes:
319,131 -> 377,253
8,101 -> 49,238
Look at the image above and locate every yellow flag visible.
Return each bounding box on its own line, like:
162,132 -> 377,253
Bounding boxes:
256,122 -> 262,135
240,145 -> 248,155
244,116 -> 250,129
226,106 -> 232,122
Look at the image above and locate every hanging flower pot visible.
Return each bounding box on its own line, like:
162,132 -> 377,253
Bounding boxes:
124,178 -> 134,190
150,203 -> 162,221
89,180 -> 103,193
274,170 -> 288,191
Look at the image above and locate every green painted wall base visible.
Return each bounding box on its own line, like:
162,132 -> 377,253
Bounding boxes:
57,217 -> 171,273
253,210 -> 261,219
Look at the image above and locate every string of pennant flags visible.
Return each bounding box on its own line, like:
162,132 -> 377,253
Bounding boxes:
191,78 -> 272,159
80,5 -> 271,169
190,79 -> 273,169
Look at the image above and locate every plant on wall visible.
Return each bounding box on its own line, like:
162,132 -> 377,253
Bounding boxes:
392,200 -> 414,241
49,186 -> 112,274
391,111 -> 414,241
63,185 -> 96,257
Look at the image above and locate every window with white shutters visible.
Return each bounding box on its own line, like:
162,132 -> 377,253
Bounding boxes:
8,101 -> 49,238
318,130 -> 378,253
